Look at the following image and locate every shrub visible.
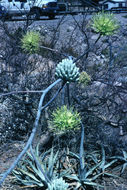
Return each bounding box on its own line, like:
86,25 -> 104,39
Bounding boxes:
21,31 -> 40,53
49,105 -> 81,134
79,71 -> 91,86
91,12 -> 119,36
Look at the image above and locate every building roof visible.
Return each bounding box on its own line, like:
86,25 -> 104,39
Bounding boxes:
99,0 -> 126,4
99,1 -> 114,4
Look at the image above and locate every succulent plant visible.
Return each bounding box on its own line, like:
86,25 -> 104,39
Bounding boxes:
67,145 -> 119,189
91,12 -> 119,36
55,58 -> 80,82
111,150 -> 127,174
21,31 -> 40,54
79,71 -> 91,86
49,105 -> 81,134
66,152 -> 103,189
48,177 -> 69,190
13,145 -> 69,188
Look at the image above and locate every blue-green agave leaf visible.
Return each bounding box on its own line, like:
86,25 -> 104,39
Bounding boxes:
15,168 -> 40,182
83,181 -> 104,188
85,162 -> 101,178
123,150 -> 127,160
66,174 -> 79,181
68,151 -> 80,160
121,163 -> 127,174
104,159 -> 117,170
102,172 -> 119,178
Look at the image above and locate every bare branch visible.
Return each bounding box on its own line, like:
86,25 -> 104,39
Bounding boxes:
0,78 -> 62,187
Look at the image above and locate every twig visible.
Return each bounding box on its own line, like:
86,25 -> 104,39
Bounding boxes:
40,45 -> 69,58
72,15 -> 90,59
74,33 -> 101,63
0,90 -> 43,97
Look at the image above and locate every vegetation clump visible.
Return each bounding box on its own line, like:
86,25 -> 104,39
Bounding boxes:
21,31 -> 40,53
92,12 -> 119,36
13,147 -> 69,189
49,105 -> 81,134
79,71 -> 91,86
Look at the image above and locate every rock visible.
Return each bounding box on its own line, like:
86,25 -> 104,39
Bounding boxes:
91,34 -> 99,40
114,81 -> 122,87
66,26 -> 74,32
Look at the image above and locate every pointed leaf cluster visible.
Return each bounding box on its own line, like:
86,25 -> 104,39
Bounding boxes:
92,12 -> 119,36
21,31 -> 40,54
55,58 -> 80,82
49,105 -> 81,134
13,146 -> 69,189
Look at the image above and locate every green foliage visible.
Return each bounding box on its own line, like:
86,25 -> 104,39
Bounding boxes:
21,31 -> 40,54
91,12 -> 119,36
49,105 -> 81,134
13,146 -> 69,188
79,71 -> 91,86
55,58 -> 80,82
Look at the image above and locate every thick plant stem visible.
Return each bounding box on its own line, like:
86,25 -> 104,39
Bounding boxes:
61,86 -> 65,105
41,82 -> 66,111
80,122 -> 85,170
0,79 -> 61,187
79,122 -> 85,179
67,83 -> 70,106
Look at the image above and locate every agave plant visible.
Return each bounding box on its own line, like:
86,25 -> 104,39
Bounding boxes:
21,31 -> 40,54
91,12 -> 119,36
66,152 -> 103,189
55,58 -> 80,82
49,105 -> 81,135
67,146 -> 118,189
13,145 -> 69,189
66,122 -> 103,189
